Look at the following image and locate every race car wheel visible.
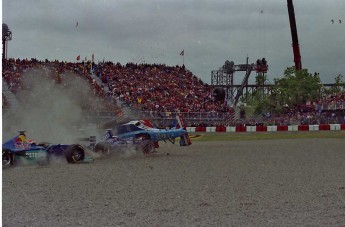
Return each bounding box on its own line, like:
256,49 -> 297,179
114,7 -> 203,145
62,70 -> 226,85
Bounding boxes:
102,144 -> 111,155
65,145 -> 85,164
142,141 -> 155,154
94,143 -> 111,154
2,150 -> 14,167
135,134 -> 154,154
94,143 -> 103,153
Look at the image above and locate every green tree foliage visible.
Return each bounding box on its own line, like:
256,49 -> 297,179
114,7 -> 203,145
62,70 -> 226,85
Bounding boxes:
323,74 -> 345,95
246,67 -> 344,115
249,67 -> 323,115
272,67 -> 322,108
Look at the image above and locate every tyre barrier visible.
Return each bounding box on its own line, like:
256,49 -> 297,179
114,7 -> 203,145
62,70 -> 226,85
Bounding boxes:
186,124 -> 345,133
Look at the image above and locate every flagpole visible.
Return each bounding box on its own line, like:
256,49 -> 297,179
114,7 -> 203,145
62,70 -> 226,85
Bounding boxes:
180,49 -> 185,66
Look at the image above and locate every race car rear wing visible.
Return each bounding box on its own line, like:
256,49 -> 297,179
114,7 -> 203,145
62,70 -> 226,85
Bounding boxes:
176,114 -> 192,146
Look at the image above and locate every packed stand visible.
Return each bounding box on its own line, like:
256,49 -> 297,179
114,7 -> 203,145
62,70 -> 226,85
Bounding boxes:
247,100 -> 345,127
316,92 -> 345,111
3,58 -> 344,127
93,62 -> 231,115
2,58 -> 121,114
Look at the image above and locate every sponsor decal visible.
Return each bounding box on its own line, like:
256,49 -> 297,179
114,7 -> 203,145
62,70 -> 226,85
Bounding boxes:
27,152 -> 46,158
14,136 -> 32,149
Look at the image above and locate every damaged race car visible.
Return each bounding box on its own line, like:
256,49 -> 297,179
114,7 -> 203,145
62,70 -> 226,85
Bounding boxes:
91,130 -> 140,154
92,114 -> 192,155
2,131 -> 89,168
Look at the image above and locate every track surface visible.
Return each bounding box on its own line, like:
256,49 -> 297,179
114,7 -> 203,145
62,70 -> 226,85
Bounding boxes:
3,139 -> 345,226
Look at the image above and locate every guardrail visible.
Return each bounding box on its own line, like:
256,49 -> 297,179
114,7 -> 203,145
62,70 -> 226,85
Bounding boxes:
81,109 -> 345,126
186,124 -> 345,133
317,102 -> 345,111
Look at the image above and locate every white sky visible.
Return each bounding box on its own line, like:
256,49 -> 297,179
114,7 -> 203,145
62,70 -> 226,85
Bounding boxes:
2,0 -> 345,84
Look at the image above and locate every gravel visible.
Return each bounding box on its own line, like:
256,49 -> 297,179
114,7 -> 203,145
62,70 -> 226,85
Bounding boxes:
2,138 -> 345,226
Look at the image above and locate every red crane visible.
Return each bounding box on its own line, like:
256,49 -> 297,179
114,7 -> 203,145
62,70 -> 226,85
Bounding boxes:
287,0 -> 302,70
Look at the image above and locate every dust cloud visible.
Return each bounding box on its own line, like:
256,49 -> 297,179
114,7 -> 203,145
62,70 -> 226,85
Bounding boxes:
2,68 -> 103,144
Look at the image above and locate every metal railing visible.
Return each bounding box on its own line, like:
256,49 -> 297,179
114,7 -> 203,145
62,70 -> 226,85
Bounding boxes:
316,102 -> 345,111
82,110 -> 233,126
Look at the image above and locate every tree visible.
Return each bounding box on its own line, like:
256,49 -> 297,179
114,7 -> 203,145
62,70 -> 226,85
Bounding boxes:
272,67 -> 322,109
245,67 -> 344,116
323,74 -> 345,95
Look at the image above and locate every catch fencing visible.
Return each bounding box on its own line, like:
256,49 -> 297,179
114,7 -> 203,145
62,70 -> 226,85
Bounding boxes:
186,124 -> 345,133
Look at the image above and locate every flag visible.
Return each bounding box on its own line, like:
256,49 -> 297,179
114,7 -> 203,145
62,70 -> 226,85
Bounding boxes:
180,49 -> 184,56
76,55 -> 80,61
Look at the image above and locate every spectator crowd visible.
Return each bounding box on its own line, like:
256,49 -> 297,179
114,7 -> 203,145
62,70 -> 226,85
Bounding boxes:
2,58 -> 345,126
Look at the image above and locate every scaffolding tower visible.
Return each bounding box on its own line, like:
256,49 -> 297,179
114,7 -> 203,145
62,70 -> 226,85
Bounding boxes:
211,57 -> 269,107
2,23 -> 12,60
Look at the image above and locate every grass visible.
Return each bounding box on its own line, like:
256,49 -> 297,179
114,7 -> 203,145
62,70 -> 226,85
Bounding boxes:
189,131 -> 345,142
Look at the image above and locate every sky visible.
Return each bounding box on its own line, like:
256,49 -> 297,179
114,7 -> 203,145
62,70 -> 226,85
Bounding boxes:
2,0 -> 345,84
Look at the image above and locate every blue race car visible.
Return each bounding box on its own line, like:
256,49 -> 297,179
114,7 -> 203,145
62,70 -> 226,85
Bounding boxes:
2,131 -> 87,167
93,114 -> 192,154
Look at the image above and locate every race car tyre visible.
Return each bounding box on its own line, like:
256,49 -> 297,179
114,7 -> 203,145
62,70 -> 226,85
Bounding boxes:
94,143 -> 103,153
65,145 -> 85,164
142,141 -> 155,154
134,134 -> 154,154
2,150 -> 14,167
94,143 -> 111,154
102,143 -> 111,155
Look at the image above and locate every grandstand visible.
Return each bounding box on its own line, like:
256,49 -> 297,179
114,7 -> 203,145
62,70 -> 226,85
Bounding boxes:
2,58 -> 345,128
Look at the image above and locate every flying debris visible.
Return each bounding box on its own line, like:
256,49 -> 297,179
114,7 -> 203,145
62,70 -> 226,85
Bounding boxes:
331,19 -> 342,24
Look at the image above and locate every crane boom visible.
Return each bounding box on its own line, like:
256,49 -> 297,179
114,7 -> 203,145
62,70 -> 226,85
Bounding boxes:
287,0 -> 302,70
